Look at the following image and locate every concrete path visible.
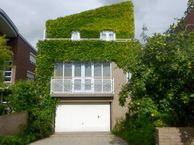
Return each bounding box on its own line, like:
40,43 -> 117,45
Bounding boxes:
30,132 -> 128,145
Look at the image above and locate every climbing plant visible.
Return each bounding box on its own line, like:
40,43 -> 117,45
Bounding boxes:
46,1 -> 134,38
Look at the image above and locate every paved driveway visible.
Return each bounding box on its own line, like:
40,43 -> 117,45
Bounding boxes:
30,132 -> 128,145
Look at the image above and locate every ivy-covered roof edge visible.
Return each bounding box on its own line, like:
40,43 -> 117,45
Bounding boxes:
45,1 -> 134,39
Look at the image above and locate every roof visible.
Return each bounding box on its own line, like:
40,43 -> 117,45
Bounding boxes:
0,8 -> 36,52
46,1 -> 134,39
0,8 -> 18,37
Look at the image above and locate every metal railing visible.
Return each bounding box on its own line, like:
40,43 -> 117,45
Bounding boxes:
50,78 -> 114,95
45,38 -> 131,42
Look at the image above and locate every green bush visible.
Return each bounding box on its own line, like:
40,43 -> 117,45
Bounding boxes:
113,117 -> 155,145
0,136 -> 24,145
9,81 -> 40,112
113,98 -> 158,145
26,107 -> 55,139
0,104 -> 6,115
5,81 -> 56,144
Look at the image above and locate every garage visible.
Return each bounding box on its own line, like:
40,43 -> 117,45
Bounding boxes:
55,103 -> 111,132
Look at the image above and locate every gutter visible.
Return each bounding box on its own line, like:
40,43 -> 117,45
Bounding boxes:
0,8 -> 18,37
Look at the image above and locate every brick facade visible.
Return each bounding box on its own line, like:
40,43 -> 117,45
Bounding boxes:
8,36 -> 36,82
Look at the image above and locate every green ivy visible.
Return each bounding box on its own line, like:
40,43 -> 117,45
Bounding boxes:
46,1 -> 134,38
36,40 -> 141,89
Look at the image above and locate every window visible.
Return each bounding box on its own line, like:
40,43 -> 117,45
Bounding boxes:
94,63 -> 102,78
4,61 -> 12,83
53,62 -> 112,93
100,31 -> 116,41
30,52 -> 36,64
85,63 -> 91,77
71,31 -> 80,40
54,63 -> 63,77
126,72 -> 132,83
27,71 -> 35,80
64,63 -> 72,77
54,62 -> 111,78
103,63 -> 110,78
74,63 -> 81,77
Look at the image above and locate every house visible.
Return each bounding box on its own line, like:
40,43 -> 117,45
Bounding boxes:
184,7 -> 194,31
0,9 -> 36,83
37,1 -> 135,132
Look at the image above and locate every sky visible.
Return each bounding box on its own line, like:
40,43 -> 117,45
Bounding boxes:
0,0 -> 188,48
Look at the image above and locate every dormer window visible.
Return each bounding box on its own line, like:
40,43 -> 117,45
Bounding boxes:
100,31 -> 116,41
71,31 -> 80,40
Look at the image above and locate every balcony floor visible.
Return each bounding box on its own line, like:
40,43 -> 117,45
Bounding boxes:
51,93 -> 114,97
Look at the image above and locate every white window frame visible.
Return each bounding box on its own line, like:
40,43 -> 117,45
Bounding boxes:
53,62 -> 112,93
71,31 -> 81,40
27,71 -> 35,80
100,31 -> 116,41
4,70 -> 12,83
3,61 -> 12,83
126,72 -> 132,83
29,52 -> 36,65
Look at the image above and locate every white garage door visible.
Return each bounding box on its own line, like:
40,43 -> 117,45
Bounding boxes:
55,104 -> 110,132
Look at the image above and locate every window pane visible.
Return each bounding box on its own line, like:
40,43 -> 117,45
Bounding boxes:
85,63 -> 91,77
52,79 -> 63,92
94,80 -> 102,92
64,80 -> 72,92
103,63 -> 110,78
85,79 -> 91,91
75,63 -> 81,77
4,72 -> 11,77
74,79 -> 81,91
64,63 -> 72,77
94,63 -> 101,78
55,63 -> 63,77
103,80 -> 111,92
109,34 -> 113,40
4,77 -> 11,82
102,33 -> 106,39
30,53 -> 36,64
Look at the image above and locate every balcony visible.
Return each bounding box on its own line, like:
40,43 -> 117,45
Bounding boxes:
50,78 -> 114,97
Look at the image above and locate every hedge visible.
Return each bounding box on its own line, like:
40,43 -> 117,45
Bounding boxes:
46,1 -> 134,38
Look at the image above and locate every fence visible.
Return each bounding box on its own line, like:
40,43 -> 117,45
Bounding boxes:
156,127 -> 194,145
0,111 -> 28,136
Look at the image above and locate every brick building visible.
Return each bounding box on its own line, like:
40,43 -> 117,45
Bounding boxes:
0,9 -> 36,83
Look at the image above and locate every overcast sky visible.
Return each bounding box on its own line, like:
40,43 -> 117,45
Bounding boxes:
0,0 -> 188,48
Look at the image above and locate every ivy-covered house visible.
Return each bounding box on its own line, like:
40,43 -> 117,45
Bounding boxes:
37,1 -> 137,132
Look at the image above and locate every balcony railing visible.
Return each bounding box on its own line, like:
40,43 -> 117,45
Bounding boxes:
50,78 -> 114,96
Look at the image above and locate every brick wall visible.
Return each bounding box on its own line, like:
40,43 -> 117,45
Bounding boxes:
8,35 -> 36,83
0,111 -> 28,136
156,127 -> 194,145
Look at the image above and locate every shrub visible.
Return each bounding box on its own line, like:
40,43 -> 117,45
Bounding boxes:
0,104 -> 6,115
113,116 -> 155,145
9,81 -> 40,112
0,136 -> 24,145
26,107 -> 55,139
5,81 -> 56,143
113,98 -> 158,145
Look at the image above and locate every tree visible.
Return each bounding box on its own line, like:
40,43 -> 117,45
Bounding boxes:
120,30 -> 194,125
187,0 -> 194,14
0,35 -> 12,85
